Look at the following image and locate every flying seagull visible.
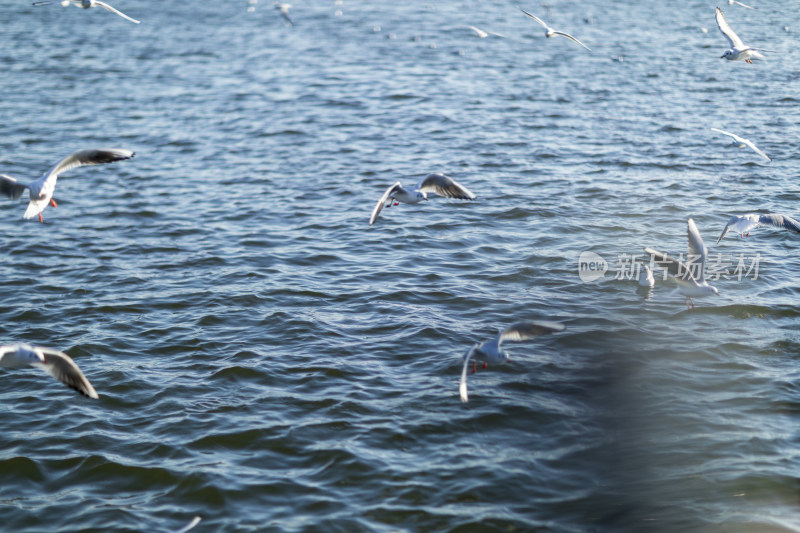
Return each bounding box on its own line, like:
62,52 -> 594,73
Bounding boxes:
0,148 -> 135,222
33,0 -> 140,24
459,321 -> 564,403
465,25 -> 505,38
369,173 -> 476,226
0,344 -> 99,399
717,213 -> 800,243
716,7 -> 766,63
711,128 -> 770,162
727,0 -> 755,9
273,2 -> 293,26
517,6 -> 591,51
645,218 -> 719,310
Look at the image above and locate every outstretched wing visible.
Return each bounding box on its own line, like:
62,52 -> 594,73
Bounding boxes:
416,173 -> 476,200
94,0 -> 140,23
742,139 -> 770,162
498,320 -> 564,346
759,214 -> 800,234
518,6 -> 548,29
369,182 -> 402,226
686,218 -> 707,283
711,127 -> 743,144
37,347 -> 99,399
716,7 -> 744,49
459,346 -> 475,403
0,174 -> 30,201
552,31 -> 591,51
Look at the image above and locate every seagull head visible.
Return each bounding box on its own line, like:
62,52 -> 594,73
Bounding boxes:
418,191 -> 428,201
705,285 -> 719,296
721,49 -> 735,60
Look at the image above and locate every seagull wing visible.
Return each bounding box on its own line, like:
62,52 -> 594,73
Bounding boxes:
518,6 -> 548,29
716,7 -> 744,49
416,173 -> 476,200
0,174 -> 30,201
459,346 -> 475,403
711,127 -> 744,143
35,348 -> 99,398
93,0 -> 140,23
498,321 -> 565,347
644,247 -> 699,284
686,218 -> 707,284
742,139 -> 770,161
758,214 -> 800,234
174,516 -> 202,533
369,182 -> 402,226
466,25 -> 488,38
552,31 -> 591,51
732,0 -> 755,9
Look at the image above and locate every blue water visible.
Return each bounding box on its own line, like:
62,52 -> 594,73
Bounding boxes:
1,1 -> 799,531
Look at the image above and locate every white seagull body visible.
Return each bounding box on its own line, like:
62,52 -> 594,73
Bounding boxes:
369,173 -> 476,226
0,344 -> 99,399
273,2 -> 293,26
0,148 -> 135,222
717,213 -> 800,243
716,7 -> 764,63
34,0 -> 141,24
645,218 -> 719,310
711,128 -> 770,162
459,321 -> 564,403
518,6 -> 591,51
638,264 -> 655,287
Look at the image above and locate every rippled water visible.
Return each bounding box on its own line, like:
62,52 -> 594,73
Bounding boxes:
1,1 -> 799,531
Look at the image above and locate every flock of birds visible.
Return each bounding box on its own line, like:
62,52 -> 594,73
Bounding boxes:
3,0 -> 797,451
4,0 -> 799,404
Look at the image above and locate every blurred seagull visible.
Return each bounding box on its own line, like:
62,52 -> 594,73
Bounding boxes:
465,25 -> 504,38
716,7 -> 766,63
727,0 -> 755,9
711,128 -> 770,161
273,2 -> 293,26
173,516 -> 202,533
0,344 -> 98,399
369,173 -> 476,226
33,0 -> 140,24
717,213 -> 800,243
0,148 -> 135,222
645,218 -> 719,310
638,264 -> 655,287
459,321 -> 564,403
518,6 -> 591,51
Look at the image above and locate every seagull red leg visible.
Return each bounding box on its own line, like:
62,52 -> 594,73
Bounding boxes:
50,199 -> 57,208
38,213 -> 43,223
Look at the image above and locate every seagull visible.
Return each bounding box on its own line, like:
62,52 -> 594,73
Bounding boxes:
173,516 -> 202,533
727,0 -> 755,9
465,25 -> 504,38
717,213 -> 800,243
369,173 -> 476,226
716,7 -> 766,63
0,344 -> 99,399
0,148 -> 135,222
518,6 -> 591,51
273,2 -> 293,26
459,321 -> 564,403
711,128 -> 770,162
33,0 -> 140,24
638,264 -> 655,287
644,218 -> 719,310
